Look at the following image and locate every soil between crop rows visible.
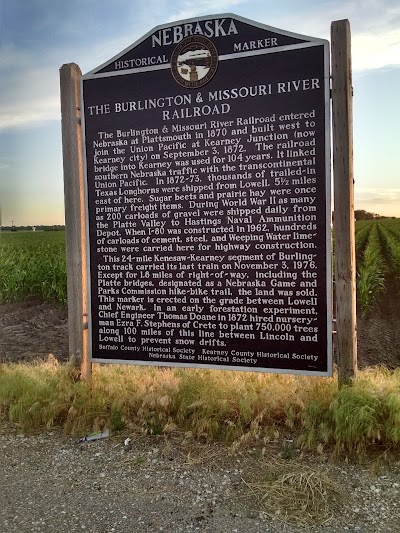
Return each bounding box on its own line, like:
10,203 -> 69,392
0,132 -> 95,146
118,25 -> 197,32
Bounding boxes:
1,293 -> 400,367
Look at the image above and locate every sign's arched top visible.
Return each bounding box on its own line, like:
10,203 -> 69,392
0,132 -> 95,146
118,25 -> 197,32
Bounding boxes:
83,13 -> 328,80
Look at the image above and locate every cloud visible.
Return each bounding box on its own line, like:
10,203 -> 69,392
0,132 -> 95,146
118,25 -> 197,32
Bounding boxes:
352,27 -> 400,71
0,66 -> 60,130
0,161 -> 11,170
262,0 -> 400,71
335,3 -> 400,70
356,187 -> 400,203
0,38 -> 137,131
355,188 -> 400,217
0,43 -> 61,130
0,3 -> 165,131
166,0 -> 245,22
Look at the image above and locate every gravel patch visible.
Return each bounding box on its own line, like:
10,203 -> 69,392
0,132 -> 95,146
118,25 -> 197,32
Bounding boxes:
1,431 -> 399,532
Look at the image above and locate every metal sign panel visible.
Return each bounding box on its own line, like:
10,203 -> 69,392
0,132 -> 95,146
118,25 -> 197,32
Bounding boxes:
82,14 -> 332,375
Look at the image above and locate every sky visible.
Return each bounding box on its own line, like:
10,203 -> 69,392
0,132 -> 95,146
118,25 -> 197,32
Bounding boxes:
0,0 -> 399,226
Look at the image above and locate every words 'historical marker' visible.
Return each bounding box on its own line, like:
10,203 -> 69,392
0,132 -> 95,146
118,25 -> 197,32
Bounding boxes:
82,14 -> 332,375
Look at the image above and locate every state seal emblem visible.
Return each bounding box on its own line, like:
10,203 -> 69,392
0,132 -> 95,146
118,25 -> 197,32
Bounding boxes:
171,36 -> 218,88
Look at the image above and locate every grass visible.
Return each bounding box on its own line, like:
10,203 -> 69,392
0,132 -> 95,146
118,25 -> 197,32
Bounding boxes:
244,460 -> 343,527
1,359 -> 399,456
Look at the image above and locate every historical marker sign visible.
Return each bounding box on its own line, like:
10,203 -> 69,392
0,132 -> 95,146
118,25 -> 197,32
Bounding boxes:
82,14 -> 332,375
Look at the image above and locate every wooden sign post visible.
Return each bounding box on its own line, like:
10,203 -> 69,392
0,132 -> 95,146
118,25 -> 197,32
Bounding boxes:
331,20 -> 357,384
60,63 -> 91,381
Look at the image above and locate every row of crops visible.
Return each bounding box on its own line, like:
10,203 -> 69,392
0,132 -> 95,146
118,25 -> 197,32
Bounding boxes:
1,221 -> 400,311
356,219 -> 400,316
0,231 -> 67,304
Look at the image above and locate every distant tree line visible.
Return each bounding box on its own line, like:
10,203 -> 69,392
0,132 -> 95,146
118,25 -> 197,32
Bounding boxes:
354,210 -> 396,221
0,225 -> 65,231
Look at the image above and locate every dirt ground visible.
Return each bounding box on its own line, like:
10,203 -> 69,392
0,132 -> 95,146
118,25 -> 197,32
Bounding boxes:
0,299 -> 69,363
0,293 -> 400,367
355,277 -> 400,368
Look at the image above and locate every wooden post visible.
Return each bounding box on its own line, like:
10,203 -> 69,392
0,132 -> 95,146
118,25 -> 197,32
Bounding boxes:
60,63 -> 91,382
331,20 -> 357,384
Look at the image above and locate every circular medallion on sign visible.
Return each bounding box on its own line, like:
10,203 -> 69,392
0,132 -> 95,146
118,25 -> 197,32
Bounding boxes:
171,36 -> 218,88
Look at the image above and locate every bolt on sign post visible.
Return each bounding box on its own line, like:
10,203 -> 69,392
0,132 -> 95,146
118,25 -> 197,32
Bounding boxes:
79,14 -> 333,376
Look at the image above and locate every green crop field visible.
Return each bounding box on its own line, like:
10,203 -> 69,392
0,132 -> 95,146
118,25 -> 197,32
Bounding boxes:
356,219 -> 400,316
0,231 -> 67,304
1,221 -> 400,313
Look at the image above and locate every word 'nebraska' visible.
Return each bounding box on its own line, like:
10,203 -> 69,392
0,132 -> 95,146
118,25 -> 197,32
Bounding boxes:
151,19 -> 238,47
